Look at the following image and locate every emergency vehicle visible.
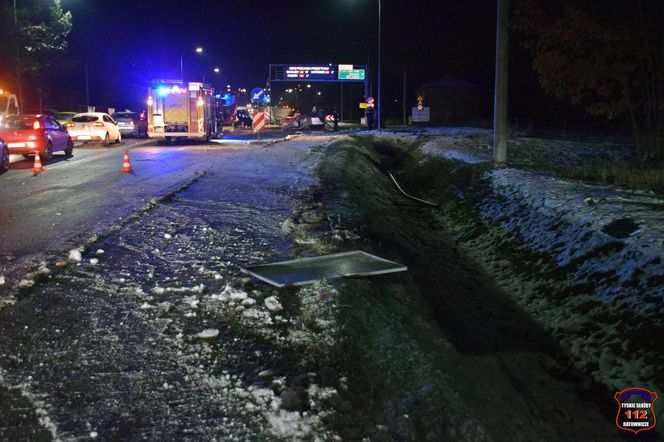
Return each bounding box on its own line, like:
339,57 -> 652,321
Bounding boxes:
0,89 -> 20,122
146,80 -> 220,142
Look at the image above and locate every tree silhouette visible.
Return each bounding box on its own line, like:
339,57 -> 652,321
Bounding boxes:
513,0 -> 664,158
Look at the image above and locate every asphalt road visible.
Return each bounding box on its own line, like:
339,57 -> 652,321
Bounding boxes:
0,133 -> 336,440
1,139 -> 184,258
0,132 -> 297,295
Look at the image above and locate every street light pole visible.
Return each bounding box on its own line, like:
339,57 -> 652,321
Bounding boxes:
180,47 -> 203,81
85,63 -> 89,109
13,0 -> 24,114
377,0 -> 381,130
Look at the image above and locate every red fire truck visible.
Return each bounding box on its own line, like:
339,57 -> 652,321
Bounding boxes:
147,80 -> 220,142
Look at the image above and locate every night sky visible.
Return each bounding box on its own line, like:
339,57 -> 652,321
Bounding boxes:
51,0 -> 510,114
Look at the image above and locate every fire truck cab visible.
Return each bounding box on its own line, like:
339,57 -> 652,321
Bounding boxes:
147,80 -> 220,142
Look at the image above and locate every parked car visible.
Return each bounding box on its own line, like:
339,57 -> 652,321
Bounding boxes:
55,111 -> 77,125
111,111 -> 148,138
0,138 -> 8,174
0,115 -> 73,161
233,108 -> 252,129
66,112 -> 121,145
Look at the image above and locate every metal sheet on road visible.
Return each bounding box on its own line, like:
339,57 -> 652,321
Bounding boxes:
242,251 -> 407,287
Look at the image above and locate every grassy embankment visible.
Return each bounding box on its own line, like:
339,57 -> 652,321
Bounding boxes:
289,135 -> 633,440
512,137 -> 664,197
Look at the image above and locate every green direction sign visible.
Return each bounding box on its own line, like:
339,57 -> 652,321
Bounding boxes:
338,64 -> 366,80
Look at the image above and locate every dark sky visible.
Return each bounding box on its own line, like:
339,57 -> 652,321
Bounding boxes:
57,0 -> 507,113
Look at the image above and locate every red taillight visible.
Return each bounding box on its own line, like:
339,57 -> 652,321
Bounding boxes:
92,122 -> 105,128
33,120 -> 41,130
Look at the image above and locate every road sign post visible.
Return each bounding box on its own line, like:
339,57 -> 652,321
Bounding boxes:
252,111 -> 266,141
251,87 -> 265,104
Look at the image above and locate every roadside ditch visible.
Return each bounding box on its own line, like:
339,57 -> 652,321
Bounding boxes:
285,134 -> 661,440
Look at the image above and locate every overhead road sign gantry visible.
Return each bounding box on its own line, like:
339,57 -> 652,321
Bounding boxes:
269,64 -> 367,83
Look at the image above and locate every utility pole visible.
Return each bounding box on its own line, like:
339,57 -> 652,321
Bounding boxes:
493,0 -> 509,163
85,63 -> 90,110
340,82 -> 344,121
376,0 -> 382,131
14,0 -> 23,114
402,69 -> 407,126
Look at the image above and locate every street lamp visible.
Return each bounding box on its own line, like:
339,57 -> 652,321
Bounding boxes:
180,46 -> 203,81
350,1 -> 381,129
203,66 -> 221,83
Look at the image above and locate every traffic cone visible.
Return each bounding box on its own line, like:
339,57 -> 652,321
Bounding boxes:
33,151 -> 44,175
121,149 -> 132,173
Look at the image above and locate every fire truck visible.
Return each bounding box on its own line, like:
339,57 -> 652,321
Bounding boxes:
0,89 -> 20,122
147,80 -> 220,142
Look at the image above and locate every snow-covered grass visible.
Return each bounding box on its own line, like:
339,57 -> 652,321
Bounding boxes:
408,132 -> 664,425
413,130 -> 664,196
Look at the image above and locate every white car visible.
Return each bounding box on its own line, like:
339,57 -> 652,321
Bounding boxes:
66,112 -> 121,145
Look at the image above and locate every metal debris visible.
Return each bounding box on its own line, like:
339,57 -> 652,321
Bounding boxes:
242,251 -> 407,287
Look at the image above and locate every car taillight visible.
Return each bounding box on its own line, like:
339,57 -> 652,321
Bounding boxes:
130,121 -> 135,126
33,120 -> 41,130
65,122 -> 74,128
92,122 -> 105,128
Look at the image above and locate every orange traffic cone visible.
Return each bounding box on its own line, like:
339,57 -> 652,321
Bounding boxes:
33,151 -> 44,175
121,149 -> 132,173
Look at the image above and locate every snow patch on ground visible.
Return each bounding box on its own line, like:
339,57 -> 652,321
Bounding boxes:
263,296 -> 282,312
481,168 -> 664,313
196,328 -> 220,339
419,138 -> 490,164
68,249 -> 82,262
0,367 -> 60,441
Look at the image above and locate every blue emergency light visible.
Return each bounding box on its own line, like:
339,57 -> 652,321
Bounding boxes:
222,93 -> 235,105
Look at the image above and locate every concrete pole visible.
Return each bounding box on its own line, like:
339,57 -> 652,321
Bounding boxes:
340,82 -> 344,121
493,0 -> 509,163
376,0 -> 382,131
402,68 -> 406,126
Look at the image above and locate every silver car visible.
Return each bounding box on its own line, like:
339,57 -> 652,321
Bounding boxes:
111,111 -> 148,138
